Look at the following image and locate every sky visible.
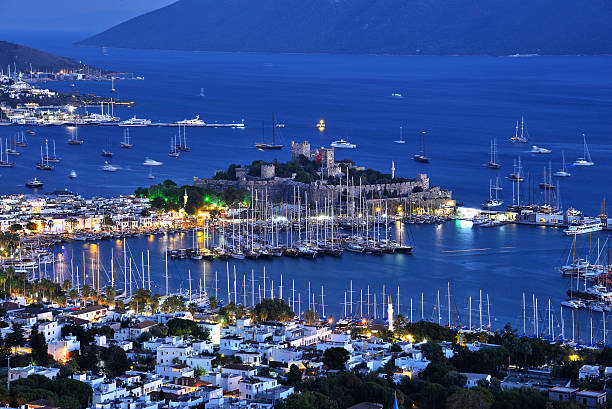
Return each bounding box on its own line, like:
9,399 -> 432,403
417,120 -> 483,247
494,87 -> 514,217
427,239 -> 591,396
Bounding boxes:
0,0 -> 176,36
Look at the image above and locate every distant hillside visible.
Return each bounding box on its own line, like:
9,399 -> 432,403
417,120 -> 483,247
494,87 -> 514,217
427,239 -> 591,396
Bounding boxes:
78,0 -> 612,55
0,41 -> 105,73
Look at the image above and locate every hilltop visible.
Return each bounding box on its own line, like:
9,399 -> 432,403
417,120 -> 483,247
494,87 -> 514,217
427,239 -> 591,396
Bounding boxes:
78,0 -> 612,55
0,40 -> 106,73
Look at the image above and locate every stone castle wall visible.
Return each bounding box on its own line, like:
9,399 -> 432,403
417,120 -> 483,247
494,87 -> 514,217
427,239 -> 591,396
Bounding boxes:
193,173 -> 451,204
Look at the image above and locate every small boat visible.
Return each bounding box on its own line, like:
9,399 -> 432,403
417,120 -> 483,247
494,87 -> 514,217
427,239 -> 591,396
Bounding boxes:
101,134 -> 113,157
255,118 -> 284,150
169,136 -> 180,157
26,177 -> 43,188
68,126 -> 83,145
26,130 -> 36,135
331,139 -> 356,149
486,138 -> 501,169
0,139 -> 14,167
102,161 -> 118,172
69,170 -> 77,179
391,92 -> 403,98
482,177 -> 503,209
507,157 -> 524,182
509,117 -> 528,143
530,145 -> 551,154
572,133 -> 594,166
394,126 -> 406,144
554,151 -> 571,177
120,129 -> 133,148
36,141 -> 54,171
143,158 -> 163,166
413,131 -> 430,163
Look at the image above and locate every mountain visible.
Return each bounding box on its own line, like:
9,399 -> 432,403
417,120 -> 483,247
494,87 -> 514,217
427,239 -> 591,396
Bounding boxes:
79,0 -> 612,55
0,41 -> 105,73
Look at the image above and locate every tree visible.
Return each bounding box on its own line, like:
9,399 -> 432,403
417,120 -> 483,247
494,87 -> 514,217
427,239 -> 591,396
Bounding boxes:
8,223 -> 23,233
6,322 -> 26,348
166,318 -> 209,340
208,296 -> 218,310
101,345 -> 131,378
25,221 -> 38,232
30,325 -> 50,366
323,347 -> 349,370
286,364 -> 302,387
105,286 -> 116,306
251,298 -> 294,323
161,295 -> 186,313
304,309 -> 320,325
131,288 -> 152,313
446,388 -> 493,409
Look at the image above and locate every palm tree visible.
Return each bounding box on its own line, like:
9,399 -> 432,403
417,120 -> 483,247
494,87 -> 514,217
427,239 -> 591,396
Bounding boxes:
69,288 -> 79,305
81,284 -> 92,303
105,286 -> 116,307
149,293 -> 161,313
133,288 -> 152,313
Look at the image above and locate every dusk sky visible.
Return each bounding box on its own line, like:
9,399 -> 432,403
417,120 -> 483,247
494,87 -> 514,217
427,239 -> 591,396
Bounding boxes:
0,0 -> 175,34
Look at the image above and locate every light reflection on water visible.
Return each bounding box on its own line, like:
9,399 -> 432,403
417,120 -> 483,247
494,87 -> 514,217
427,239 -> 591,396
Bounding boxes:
50,221 -> 610,342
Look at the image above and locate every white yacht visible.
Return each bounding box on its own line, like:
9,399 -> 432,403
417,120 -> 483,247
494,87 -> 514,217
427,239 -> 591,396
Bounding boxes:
331,139 -> 356,149
554,151 -> 571,177
69,170 -> 77,179
143,158 -> 163,166
573,133 -> 594,166
175,115 -> 205,126
530,145 -> 551,154
118,116 -> 151,127
102,161 -> 118,172
563,219 -> 602,235
25,177 -> 43,188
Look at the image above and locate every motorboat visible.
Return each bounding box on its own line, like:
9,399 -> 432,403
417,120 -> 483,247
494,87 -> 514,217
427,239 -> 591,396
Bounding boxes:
26,178 -> 43,188
530,145 -> 551,154
331,139 -> 356,149
102,161 -> 118,172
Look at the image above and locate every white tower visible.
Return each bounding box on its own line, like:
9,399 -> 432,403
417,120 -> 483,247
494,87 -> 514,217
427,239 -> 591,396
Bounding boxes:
391,160 -> 395,179
183,189 -> 188,208
387,296 -> 394,331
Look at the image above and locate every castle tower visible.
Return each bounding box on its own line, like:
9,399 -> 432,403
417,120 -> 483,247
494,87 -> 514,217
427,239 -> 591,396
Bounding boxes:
183,189 -> 188,208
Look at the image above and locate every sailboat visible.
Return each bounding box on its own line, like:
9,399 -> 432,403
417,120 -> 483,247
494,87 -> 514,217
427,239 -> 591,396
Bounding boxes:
413,131 -> 430,163
487,138 -> 501,169
169,136 -> 180,157
36,140 -> 54,170
176,124 -> 191,152
394,126 -> 406,144
255,116 -> 284,150
101,134 -> 113,157
507,157 -> 524,182
43,139 -> 61,163
554,151 -> 571,177
120,129 -> 133,148
67,126 -> 83,145
539,162 -> 555,190
6,134 -> 20,156
15,131 -> 27,147
0,139 -> 15,167
509,117 -> 528,143
483,177 -> 503,209
573,134 -> 594,166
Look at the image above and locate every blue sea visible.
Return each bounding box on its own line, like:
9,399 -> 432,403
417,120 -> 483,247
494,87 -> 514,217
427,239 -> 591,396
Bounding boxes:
2,33 -> 612,339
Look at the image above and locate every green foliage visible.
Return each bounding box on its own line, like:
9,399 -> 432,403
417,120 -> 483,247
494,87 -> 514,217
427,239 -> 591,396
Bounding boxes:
446,388 -> 493,409
101,345 -> 131,378
209,296 -> 218,310
138,180 -> 249,214
5,322 -> 26,348
29,325 -> 50,366
166,318 -> 210,340
323,347 -> 349,370
218,302 -> 247,324
279,372 -> 403,409
304,309 -> 320,325
251,298 -> 294,322
286,364 -> 302,387
161,295 -> 186,313
7,375 -> 92,409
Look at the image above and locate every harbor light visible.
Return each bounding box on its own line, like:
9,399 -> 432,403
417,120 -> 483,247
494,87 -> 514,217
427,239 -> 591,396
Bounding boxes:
569,354 -> 581,361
